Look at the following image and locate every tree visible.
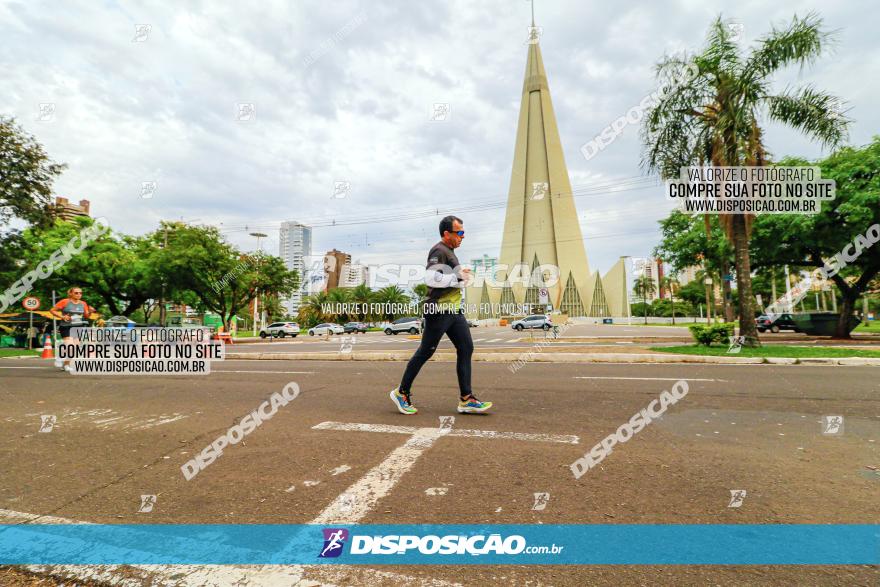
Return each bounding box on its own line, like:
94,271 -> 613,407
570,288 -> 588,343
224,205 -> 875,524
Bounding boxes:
642,13 -> 849,345
654,212 -> 735,321
374,285 -> 411,321
678,279 -> 707,308
411,283 -> 429,314
12,217 -> 159,316
350,283 -> 375,321
298,291 -> 329,328
326,287 -> 353,322
156,223 -> 298,331
750,139 -> 880,337
0,117 -> 64,227
660,276 -> 680,324
633,275 -> 656,324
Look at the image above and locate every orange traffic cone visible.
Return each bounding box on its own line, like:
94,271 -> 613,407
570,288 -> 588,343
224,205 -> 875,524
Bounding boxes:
40,335 -> 54,359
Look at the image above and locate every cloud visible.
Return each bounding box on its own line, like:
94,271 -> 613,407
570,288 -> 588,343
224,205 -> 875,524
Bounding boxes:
1,0 -> 875,274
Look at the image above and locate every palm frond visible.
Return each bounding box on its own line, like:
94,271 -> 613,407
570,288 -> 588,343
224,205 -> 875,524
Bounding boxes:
742,12 -> 831,83
766,85 -> 850,148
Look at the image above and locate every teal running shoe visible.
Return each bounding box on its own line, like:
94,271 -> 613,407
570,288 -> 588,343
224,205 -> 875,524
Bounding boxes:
390,388 -> 418,415
457,395 -> 493,414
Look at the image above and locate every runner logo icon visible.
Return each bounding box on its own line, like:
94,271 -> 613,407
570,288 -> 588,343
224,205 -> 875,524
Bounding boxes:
319,528 -> 349,558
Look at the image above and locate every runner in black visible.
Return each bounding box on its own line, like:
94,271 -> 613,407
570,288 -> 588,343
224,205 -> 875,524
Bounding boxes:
389,215 -> 493,415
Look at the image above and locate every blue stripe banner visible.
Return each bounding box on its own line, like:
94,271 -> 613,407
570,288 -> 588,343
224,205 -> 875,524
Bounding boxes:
0,524 -> 876,565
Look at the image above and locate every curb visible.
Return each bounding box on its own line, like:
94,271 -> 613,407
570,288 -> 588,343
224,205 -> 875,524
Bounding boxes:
224,352 -> 880,366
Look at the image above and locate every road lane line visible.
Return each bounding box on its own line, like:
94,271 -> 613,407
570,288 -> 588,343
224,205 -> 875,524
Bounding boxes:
312,421 -> 579,444
575,376 -> 726,382
309,427 -> 447,525
211,370 -> 316,374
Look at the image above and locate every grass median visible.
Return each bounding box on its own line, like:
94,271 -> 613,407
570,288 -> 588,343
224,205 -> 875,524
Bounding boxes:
650,345 -> 880,358
0,348 -> 41,358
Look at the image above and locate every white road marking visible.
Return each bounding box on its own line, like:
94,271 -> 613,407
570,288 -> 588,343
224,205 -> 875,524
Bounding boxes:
330,465 -> 351,476
4,418 -> 571,585
310,426 -> 449,524
6,409 -> 188,431
0,508 -> 461,586
312,421 -> 579,444
486,338 -> 504,343
211,370 -> 316,374
575,376 -> 726,382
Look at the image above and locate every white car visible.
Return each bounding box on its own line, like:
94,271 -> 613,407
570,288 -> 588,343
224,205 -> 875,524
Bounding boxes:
384,317 -> 422,335
260,322 -> 299,338
510,314 -> 552,331
308,322 -> 345,336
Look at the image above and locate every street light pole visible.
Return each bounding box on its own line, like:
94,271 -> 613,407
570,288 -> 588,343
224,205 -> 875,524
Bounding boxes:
621,256 -> 632,326
249,232 -> 268,335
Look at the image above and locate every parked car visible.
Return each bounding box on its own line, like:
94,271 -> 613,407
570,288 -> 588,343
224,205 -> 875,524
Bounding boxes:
384,317 -> 422,335
260,322 -> 299,338
344,321 -> 368,333
756,313 -> 800,333
308,323 -> 345,336
510,314 -> 552,331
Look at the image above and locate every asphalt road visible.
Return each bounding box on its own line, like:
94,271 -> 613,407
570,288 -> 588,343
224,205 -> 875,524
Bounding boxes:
235,324 -> 683,354
1,358 -> 877,585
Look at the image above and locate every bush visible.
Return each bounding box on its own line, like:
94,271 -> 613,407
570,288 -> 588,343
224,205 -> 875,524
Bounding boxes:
688,322 -> 735,346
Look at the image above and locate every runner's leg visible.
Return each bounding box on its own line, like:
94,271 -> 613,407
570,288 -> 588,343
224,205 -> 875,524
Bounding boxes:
445,313 -> 474,398
399,313 -> 450,394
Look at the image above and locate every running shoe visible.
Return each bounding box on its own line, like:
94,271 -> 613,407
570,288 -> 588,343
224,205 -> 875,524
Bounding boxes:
390,388 -> 417,415
457,395 -> 493,414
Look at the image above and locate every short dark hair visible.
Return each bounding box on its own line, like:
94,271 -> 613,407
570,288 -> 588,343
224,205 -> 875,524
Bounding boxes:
439,215 -> 462,236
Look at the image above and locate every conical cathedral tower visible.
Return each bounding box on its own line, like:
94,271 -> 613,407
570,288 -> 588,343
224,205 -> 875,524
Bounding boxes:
465,24 -> 628,319
464,26 -> 626,318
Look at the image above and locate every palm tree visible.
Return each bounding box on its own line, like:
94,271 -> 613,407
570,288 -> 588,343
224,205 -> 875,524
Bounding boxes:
350,283 -> 375,321
326,287 -> 353,322
633,275 -> 656,325
297,291 -> 329,327
374,285 -> 411,321
661,276 -> 680,324
642,13 -> 848,345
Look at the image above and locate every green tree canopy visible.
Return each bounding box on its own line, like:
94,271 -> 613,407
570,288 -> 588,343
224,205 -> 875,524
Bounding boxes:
750,138 -> 880,336
642,13 -> 848,343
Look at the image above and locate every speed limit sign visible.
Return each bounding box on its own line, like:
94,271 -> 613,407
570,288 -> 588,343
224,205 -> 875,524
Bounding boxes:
22,296 -> 41,311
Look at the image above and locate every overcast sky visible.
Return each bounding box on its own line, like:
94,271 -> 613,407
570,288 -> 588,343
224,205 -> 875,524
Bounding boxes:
3,0 -> 877,277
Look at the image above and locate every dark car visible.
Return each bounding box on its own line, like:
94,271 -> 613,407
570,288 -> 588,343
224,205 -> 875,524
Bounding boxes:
756,313 -> 800,333
344,321 -> 368,333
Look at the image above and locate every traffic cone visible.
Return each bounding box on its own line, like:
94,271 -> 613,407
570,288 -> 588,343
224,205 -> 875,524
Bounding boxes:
40,335 -> 54,359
